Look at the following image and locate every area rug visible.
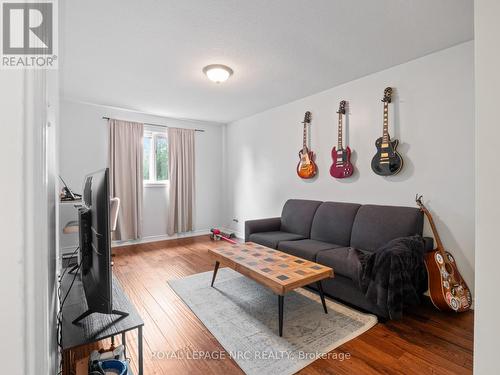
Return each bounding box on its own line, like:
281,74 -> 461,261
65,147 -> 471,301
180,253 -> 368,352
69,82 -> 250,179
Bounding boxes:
168,268 -> 377,375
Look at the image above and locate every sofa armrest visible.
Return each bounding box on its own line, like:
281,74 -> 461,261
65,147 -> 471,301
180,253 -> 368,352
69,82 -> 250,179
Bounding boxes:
245,217 -> 281,242
423,236 -> 434,252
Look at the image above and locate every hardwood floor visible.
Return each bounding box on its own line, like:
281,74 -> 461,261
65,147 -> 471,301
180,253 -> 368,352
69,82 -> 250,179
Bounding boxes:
98,236 -> 472,375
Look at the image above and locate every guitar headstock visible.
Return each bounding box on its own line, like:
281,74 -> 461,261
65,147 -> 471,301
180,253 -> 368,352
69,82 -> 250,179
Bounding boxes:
302,111 -> 312,125
337,100 -> 346,115
382,87 -> 393,103
415,194 -> 427,212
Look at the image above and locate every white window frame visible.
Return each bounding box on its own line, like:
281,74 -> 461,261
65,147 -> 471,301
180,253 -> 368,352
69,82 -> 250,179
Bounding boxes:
143,129 -> 168,186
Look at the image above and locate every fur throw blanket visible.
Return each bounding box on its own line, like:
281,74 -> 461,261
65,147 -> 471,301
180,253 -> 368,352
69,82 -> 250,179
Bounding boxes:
351,235 -> 427,319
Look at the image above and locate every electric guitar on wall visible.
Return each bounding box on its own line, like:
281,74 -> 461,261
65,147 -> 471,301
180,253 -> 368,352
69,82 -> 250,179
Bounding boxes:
330,100 -> 354,179
371,87 -> 403,176
416,195 -> 472,312
296,111 -> 318,179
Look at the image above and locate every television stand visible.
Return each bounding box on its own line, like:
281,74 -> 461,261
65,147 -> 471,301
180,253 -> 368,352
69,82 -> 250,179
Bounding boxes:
72,308 -> 129,325
61,273 -> 144,375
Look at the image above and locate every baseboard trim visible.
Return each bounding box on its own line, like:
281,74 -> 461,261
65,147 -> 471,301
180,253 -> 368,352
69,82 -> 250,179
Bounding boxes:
112,229 -> 212,247
60,226 -> 245,251
112,226 -> 244,247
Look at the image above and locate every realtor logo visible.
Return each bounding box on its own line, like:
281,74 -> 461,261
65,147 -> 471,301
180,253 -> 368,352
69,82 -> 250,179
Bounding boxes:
1,0 -> 58,69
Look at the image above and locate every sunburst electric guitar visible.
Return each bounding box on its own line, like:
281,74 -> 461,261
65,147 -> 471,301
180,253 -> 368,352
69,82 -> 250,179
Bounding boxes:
371,87 -> 403,176
296,111 -> 318,179
416,195 -> 472,312
330,100 -> 354,178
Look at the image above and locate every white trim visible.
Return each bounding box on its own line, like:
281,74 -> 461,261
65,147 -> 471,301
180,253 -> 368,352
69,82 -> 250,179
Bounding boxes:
22,68 -> 58,375
112,226 -> 243,247
143,131 -> 169,184
62,97 -> 226,127
112,229 -> 212,247
144,182 -> 168,188
61,226 -> 242,251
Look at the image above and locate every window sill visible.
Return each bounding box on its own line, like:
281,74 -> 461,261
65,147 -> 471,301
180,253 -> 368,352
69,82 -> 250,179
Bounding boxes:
144,182 -> 169,188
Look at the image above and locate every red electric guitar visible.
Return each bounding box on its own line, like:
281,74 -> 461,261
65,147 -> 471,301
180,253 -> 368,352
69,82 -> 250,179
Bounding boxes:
297,111 -> 318,179
330,100 -> 354,178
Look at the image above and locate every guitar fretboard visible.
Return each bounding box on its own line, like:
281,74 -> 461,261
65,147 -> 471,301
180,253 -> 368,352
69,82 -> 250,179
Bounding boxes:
303,122 -> 307,149
382,102 -> 389,144
337,113 -> 343,150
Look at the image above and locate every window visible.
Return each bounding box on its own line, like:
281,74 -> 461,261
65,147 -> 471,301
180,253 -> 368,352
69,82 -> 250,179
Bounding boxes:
143,130 -> 168,184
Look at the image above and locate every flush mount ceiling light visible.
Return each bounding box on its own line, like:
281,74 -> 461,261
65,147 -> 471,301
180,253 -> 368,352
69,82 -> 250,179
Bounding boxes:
203,64 -> 233,83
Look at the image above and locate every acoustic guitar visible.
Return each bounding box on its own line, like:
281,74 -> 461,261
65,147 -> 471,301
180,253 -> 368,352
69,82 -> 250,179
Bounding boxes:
371,87 -> 403,176
416,195 -> 472,312
330,100 -> 354,179
296,111 -> 318,179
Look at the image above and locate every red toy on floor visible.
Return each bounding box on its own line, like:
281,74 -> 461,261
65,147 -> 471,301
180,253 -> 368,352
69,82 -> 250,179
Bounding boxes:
210,228 -> 237,244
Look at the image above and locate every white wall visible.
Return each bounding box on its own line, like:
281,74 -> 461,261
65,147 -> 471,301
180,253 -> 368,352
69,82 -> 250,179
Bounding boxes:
474,1 -> 500,373
224,42 -> 475,292
59,100 -> 224,246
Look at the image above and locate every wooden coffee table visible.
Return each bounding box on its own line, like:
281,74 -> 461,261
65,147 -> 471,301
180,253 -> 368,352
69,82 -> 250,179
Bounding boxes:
208,242 -> 334,336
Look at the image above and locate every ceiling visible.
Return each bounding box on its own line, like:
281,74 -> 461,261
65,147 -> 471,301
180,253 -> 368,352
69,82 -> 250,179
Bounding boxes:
60,0 -> 473,123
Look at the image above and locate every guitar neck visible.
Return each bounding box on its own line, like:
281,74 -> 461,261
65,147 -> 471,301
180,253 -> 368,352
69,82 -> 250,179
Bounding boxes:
382,102 -> 389,143
303,123 -> 307,149
422,208 -> 446,253
337,113 -> 343,149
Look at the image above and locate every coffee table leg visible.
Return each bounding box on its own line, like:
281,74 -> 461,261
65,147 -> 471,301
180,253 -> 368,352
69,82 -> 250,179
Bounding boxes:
317,281 -> 328,314
138,325 -> 144,375
278,295 -> 284,337
211,261 -> 220,287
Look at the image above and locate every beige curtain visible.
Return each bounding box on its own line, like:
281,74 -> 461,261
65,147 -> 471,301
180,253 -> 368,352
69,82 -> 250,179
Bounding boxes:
108,119 -> 144,240
167,127 -> 195,235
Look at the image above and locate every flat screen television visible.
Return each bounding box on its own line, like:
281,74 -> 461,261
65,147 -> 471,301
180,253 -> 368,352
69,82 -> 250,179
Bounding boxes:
72,168 -> 128,324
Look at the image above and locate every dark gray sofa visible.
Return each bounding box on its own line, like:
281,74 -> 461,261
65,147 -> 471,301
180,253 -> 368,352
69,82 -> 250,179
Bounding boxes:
245,199 -> 433,318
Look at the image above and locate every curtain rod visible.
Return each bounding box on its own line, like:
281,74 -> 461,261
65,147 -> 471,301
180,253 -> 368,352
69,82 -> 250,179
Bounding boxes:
102,116 -> 205,132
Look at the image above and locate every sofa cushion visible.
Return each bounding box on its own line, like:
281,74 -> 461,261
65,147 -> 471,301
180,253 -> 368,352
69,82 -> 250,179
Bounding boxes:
310,202 -> 361,246
278,239 -> 342,261
350,205 -> 424,252
316,247 -> 360,281
280,199 -> 322,237
248,231 -> 305,249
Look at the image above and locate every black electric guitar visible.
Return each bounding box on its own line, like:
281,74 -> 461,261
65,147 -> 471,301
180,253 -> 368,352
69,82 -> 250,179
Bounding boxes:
371,87 -> 403,176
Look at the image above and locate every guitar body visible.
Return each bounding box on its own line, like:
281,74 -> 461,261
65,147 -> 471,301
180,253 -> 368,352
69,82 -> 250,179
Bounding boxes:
297,149 -> 317,179
371,137 -> 403,176
424,249 -> 472,312
330,146 -> 354,178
